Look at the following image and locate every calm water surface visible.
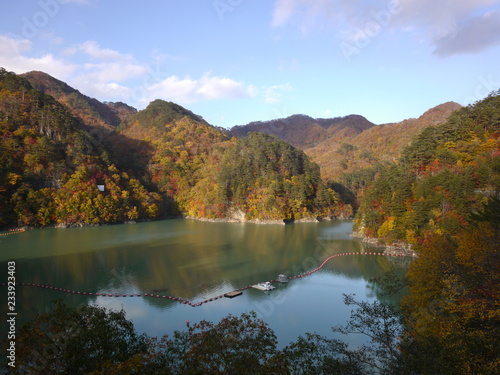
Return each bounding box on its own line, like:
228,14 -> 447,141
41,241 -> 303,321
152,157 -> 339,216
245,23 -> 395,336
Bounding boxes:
0,219 -> 410,347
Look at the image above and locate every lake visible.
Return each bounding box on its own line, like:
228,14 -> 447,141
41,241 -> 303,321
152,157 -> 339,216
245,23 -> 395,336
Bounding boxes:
0,219 -> 410,348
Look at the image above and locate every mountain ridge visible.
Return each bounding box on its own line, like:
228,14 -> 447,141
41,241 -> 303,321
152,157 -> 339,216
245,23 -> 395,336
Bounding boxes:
21,70 -> 137,131
0,67 -> 473,228
230,113 -> 375,149
305,101 -> 462,182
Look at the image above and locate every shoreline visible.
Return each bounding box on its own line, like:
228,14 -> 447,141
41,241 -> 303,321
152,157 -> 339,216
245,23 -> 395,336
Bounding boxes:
351,231 -> 418,258
184,215 -> 339,225
2,214 -> 349,232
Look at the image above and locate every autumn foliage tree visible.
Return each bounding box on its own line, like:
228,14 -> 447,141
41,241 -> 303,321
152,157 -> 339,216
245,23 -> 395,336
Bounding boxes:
399,197 -> 500,374
10,301 -> 148,375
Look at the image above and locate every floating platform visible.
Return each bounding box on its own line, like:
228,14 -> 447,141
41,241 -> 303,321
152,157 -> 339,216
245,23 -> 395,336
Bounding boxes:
251,282 -> 275,291
224,290 -> 243,298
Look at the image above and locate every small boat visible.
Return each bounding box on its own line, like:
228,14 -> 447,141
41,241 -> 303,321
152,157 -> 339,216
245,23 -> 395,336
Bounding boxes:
251,281 -> 275,291
277,274 -> 288,283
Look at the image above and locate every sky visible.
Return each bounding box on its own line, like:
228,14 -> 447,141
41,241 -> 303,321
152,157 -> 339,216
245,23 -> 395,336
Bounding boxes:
0,0 -> 500,128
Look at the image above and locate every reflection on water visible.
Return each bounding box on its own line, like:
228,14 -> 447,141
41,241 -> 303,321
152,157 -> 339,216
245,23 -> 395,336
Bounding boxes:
0,219 -> 410,347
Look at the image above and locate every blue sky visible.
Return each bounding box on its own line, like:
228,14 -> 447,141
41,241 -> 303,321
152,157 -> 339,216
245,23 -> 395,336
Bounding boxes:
1,0 -> 500,128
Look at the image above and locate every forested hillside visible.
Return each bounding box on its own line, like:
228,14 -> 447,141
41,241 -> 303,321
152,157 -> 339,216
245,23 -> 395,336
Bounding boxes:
307,102 -> 462,183
231,102 -> 461,206
115,98 -> 230,214
0,68 -> 162,227
230,114 -> 374,149
182,132 -> 345,222
4,67 -> 497,232
117,101 -> 346,222
0,68 -> 347,228
354,91 -> 500,244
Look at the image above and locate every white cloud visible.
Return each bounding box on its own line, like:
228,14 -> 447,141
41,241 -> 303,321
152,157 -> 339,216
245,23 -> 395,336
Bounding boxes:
82,62 -> 148,82
0,35 -> 76,79
49,36 -> 65,45
265,83 -> 295,104
247,85 -> 258,98
0,34 -> 258,108
72,80 -> 132,100
143,75 -> 197,104
433,10 -> 500,57
271,0 -> 500,56
272,0 -> 340,33
395,0 -> 500,56
39,31 -> 65,45
0,35 -> 31,56
196,74 -> 252,100
61,46 -> 78,56
140,73 -> 256,106
80,41 -> 133,62
272,0 -> 300,27
394,0 -> 498,36
0,35 -> 150,100
68,59 -> 149,102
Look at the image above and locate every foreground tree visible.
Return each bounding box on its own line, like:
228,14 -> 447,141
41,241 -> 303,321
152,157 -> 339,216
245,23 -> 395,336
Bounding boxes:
143,312 -> 287,375
9,301 -> 147,375
282,333 -> 362,375
330,294 -> 403,374
400,197 -> 500,374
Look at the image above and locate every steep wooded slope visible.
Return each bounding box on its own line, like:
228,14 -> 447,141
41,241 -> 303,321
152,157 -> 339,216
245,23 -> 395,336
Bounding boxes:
355,92 -> 500,242
21,70 -> 137,131
117,99 -> 229,200
182,132 -> 347,221
306,102 -> 462,182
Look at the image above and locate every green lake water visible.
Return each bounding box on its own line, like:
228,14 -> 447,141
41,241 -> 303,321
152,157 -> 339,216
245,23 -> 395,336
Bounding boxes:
0,219 -> 410,348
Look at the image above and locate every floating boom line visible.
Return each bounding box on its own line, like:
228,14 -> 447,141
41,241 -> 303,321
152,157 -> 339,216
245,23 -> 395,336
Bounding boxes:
1,252 -> 408,308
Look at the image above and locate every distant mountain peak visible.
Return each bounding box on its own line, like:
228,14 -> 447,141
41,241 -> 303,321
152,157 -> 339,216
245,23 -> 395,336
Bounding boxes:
130,99 -> 209,128
305,101 -> 463,182
21,70 -> 76,94
230,113 -> 374,149
418,101 -> 462,122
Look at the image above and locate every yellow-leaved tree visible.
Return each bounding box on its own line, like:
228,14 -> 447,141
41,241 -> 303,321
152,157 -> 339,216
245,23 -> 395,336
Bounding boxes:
401,198 -> 500,374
